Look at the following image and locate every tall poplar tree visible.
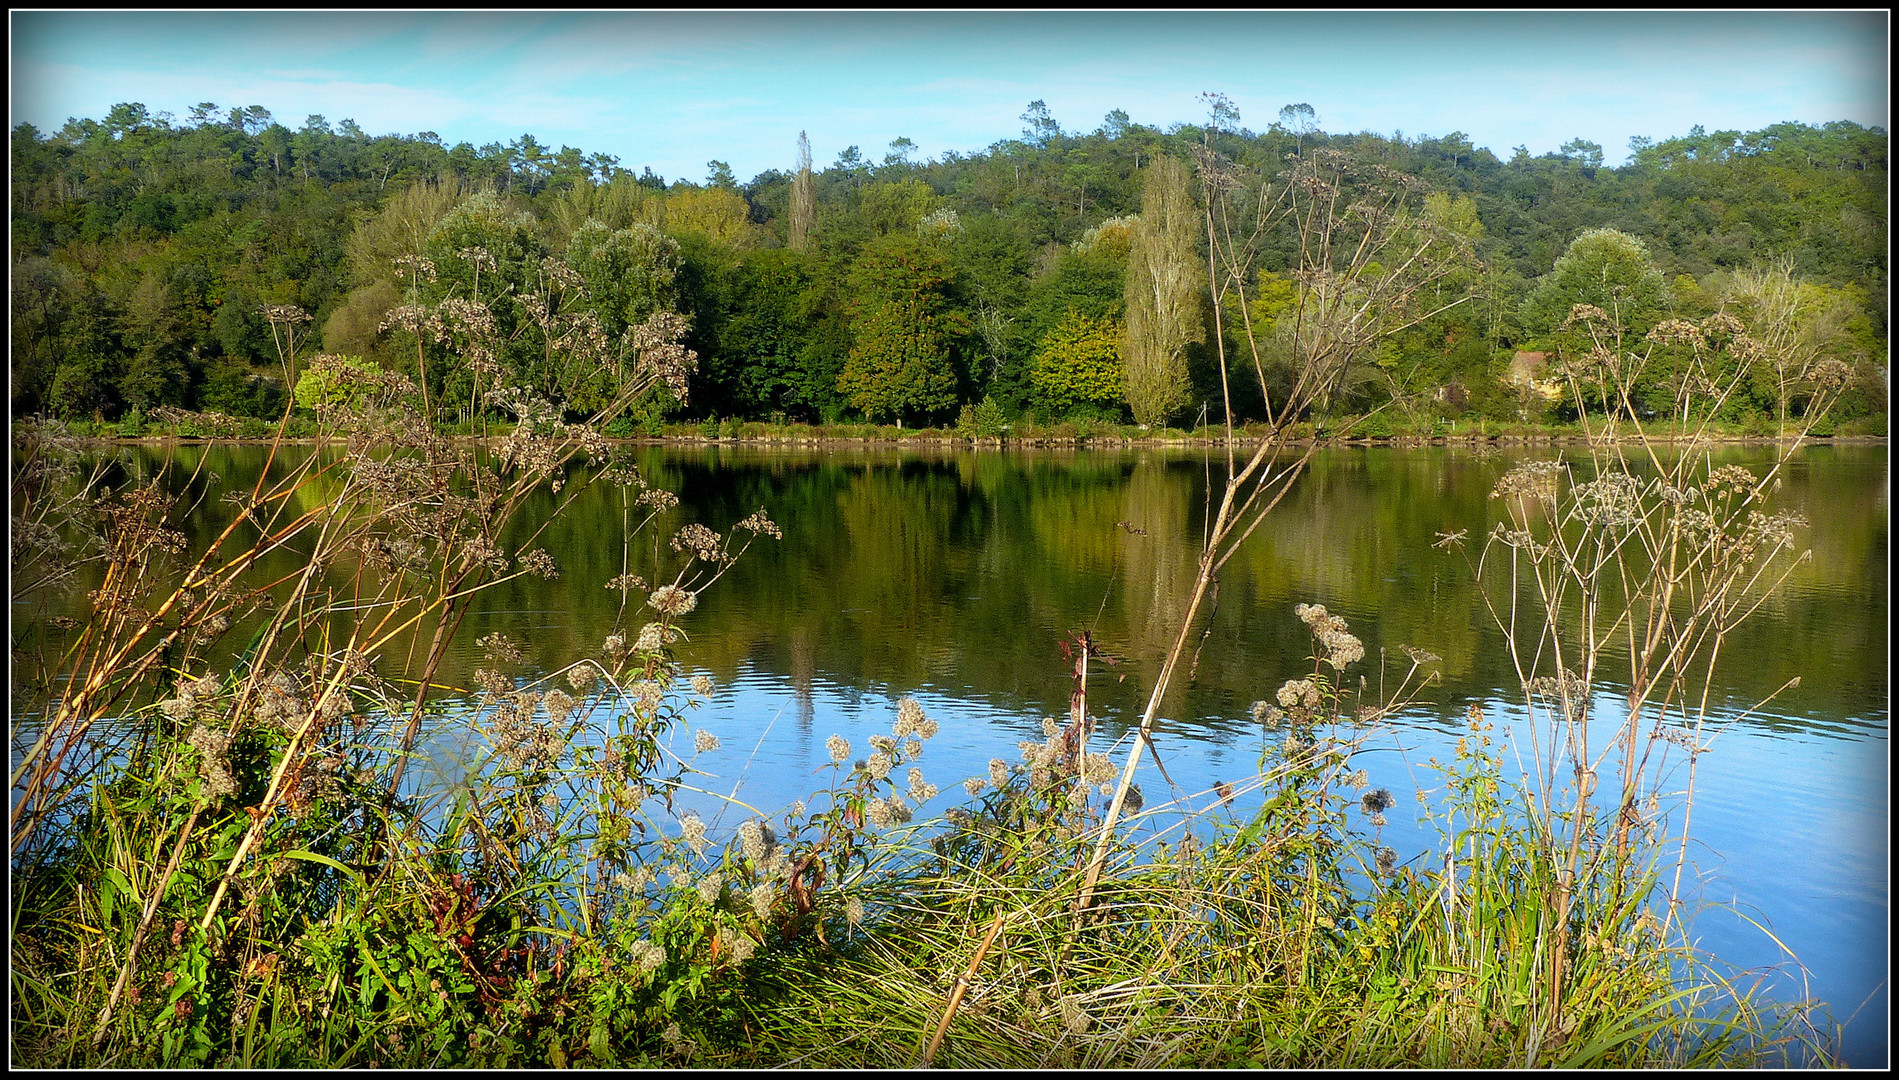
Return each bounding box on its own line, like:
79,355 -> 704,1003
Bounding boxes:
789,131 -> 815,252
1122,155 -> 1204,426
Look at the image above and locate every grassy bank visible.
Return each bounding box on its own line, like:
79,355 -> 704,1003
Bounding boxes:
7,621 -> 1817,1068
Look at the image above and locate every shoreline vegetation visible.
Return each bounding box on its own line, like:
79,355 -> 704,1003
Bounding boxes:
43,412 -> 1893,450
11,104 -> 1874,1066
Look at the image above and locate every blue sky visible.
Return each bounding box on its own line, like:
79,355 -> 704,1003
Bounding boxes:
11,11 -> 1889,183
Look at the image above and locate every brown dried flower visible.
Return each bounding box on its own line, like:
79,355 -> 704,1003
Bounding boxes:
648,585 -> 697,617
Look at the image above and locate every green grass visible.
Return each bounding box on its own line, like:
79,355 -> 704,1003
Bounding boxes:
8,695 -> 1821,1068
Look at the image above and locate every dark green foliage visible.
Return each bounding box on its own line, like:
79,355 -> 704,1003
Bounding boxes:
198,359 -> 282,418
710,249 -> 838,420
837,238 -> 967,425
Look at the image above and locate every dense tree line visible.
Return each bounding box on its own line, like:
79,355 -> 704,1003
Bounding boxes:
10,100 -> 1888,430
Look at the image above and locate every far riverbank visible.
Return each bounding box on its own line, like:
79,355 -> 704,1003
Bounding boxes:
30,410 -> 1890,451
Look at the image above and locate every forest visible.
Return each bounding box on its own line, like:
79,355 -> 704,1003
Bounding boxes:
9,100 -> 1889,434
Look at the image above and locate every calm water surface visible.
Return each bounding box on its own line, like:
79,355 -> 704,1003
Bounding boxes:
30,441 -> 1890,1065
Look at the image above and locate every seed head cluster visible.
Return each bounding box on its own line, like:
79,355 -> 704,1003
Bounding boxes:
1296,603 -> 1364,670
679,814 -> 709,857
485,687 -> 565,773
632,939 -> 666,973
518,548 -> 559,579
906,766 -> 938,804
670,523 -> 730,565
631,680 -> 664,712
864,795 -> 912,829
186,723 -> 237,799
605,571 -> 648,593
477,632 -> 524,665
1277,678 -> 1321,711
716,925 -> 757,964
736,818 -> 780,864
1361,787 -> 1395,827
734,508 -> 783,539
749,882 -> 776,919
893,696 -> 935,739
543,688 -> 577,726
254,671 -> 310,735
826,733 -> 852,764
648,584 -> 698,617
1491,460 -> 1564,502
634,622 -> 676,654
161,672 -> 224,724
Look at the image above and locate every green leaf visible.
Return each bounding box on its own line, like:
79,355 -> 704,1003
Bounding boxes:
279,848 -> 361,881
589,1020 -> 611,1061
100,864 -> 132,928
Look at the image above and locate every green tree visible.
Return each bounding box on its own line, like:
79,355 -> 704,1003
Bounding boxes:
425,189 -> 541,300
117,271 -> 191,410
1725,257 -> 1853,428
855,179 -> 940,238
199,357 -> 279,417
1122,155 -> 1204,426
837,239 -> 966,425
1031,309 -> 1126,417
10,258 -> 74,414
660,185 -> 752,245
343,178 -> 467,290
1020,100 -> 1063,147
419,189 -> 544,408
1559,137 -> 1605,173
47,347 -> 118,420
1278,102 -> 1318,156
715,249 -> 837,419
1521,228 -> 1670,342
565,219 -> 680,337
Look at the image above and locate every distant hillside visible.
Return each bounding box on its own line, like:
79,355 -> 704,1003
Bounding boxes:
11,104 -> 1887,428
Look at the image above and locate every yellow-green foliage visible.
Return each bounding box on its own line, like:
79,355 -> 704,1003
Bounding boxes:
857,179 -> 940,237
292,354 -> 381,409
1246,270 -> 1299,340
1032,309 -> 1126,416
657,186 -> 753,245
